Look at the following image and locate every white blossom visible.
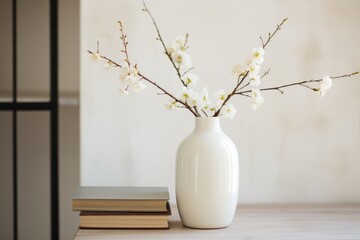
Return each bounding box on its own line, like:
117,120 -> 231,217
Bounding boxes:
214,89 -> 227,101
179,87 -> 211,110
196,88 -> 211,110
318,76 -> 332,97
90,52 -> 101,62
119,66 -> 138,84
172,35 -> 187,51
180,86 -> 194,103
187,93 -> 200,108
221,104 -> 237,119
165,99 -> 177,111
170,50 -> 182,64
120,74 -> 137,86
180,52 -> 192,70
131,81 -> 146,93
166,46 -> 174,55
247,61 -> 261,79
251,89 -> 264,110
214,89 -> 228,107
251,47 -> 265,65
183,73 -> 199,87
250,75 -> 261,87
119,88 -> 128,95
171,50 -> 192,70
120,65 -> 138,76
186,90 -> 203,108
167,35 -> 192,71
118,65 -> 143,94
232,47 -> 264,79
232,63 -> 248,76
103,61 -> 112,69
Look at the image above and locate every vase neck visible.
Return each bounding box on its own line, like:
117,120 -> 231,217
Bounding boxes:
194,117 -> 222,133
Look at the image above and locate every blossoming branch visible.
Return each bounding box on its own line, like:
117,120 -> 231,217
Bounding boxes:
88,1 -> 358,119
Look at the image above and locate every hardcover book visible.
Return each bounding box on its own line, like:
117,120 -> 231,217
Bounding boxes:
72,186 -> 169,212
79,203 -> 171,229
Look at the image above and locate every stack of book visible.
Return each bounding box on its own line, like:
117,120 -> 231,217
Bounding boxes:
72,186 -> 171,229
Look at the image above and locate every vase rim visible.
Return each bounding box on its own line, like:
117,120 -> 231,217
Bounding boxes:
194,117 -> 221,132
195,116 -> 219,118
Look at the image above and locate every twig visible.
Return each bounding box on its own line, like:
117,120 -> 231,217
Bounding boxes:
181,67 -> 194,77
238,92 -> 251,98
89,16 -> 199,117
118,21 -> 131,67
260,68 -> 271,79
221,17 -> 286,115
260,18 -> 288,49
184,33 -> 189,49
201,109 -> 209,117
193,106 -> 201,116
137,71 -> 199,117
236,71 -> 359,95
87,50 -> 122,67
142,0 -> 186,87
236,74 -> 242,85
213,71 -> 249,117
238,82 -> 250,91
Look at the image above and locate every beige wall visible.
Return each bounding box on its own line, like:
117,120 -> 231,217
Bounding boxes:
81,0 -> 360,203
0,0 -> 80,239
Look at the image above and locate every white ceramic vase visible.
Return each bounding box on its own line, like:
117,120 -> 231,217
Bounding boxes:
176,117 -> 239,229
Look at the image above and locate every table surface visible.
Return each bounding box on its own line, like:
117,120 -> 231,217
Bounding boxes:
74,203 -> 360,240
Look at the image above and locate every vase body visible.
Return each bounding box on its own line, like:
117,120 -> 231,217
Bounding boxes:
176,117 -> 239,228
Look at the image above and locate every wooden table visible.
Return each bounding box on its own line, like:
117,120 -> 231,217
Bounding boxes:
74,204 -> 360,239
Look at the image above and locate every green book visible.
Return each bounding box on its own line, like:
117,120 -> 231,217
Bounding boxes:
72,186 -> 169,212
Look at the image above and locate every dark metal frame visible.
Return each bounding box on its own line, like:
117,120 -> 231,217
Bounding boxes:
0,0 -> 59,239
